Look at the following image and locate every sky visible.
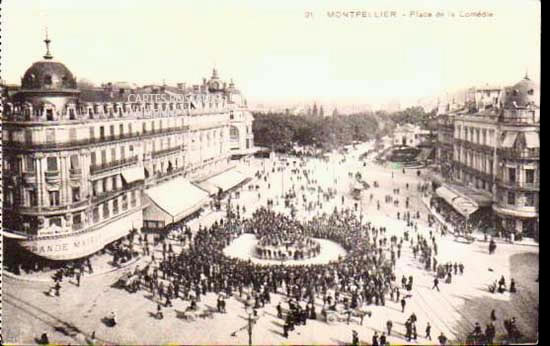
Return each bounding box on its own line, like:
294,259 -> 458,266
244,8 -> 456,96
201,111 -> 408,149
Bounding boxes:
2,0 -> 540,108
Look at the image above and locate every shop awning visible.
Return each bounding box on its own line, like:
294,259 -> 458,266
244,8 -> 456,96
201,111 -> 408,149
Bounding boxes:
416,147 -> 435,161
501,132 -> 518,148
196,180 -> 220,196
492,204 -> 538,218
144,177 -> 209,225
524,132 -> 539,148
121,166 -> 145,184
206,169 -> 250,192
3,230 -> 28,239
435,186 -> 479,217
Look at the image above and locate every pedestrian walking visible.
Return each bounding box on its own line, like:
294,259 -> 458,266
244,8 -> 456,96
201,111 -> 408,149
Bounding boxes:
433,277 -> 440,291
401,297 -> 406,313
386,320 -> 393,335
425,322 -> 432,340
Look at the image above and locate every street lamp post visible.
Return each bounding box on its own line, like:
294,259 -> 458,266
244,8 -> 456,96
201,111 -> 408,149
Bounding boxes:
247,312 -> 253,346
230,306 -> 257,345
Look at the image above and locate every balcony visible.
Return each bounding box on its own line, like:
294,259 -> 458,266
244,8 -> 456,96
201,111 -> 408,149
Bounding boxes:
495,177 -> 539,191
90,156 -> 138,175
4,126 -> 189,151
91,182 -> 142,205
69,168 -> 83,179
497,148 -> 540,160
151,146 -> 182,159
145,166 -> 187,187
22,171 -> 37,184
45,170 -> 61,183
454,161 -> 493,181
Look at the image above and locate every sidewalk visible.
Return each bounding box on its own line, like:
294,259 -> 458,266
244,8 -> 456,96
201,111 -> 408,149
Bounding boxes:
421,196 -> 539,248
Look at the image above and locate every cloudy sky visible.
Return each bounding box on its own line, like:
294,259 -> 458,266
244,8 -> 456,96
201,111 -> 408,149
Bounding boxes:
3,0 -> 540,107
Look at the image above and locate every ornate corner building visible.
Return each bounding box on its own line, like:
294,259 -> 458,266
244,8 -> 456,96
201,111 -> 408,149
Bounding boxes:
435,76 -> 540,239
2,37 -> 255,264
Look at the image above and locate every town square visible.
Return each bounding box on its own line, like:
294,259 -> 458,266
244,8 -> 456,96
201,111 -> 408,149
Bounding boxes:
1,0 -> 539,345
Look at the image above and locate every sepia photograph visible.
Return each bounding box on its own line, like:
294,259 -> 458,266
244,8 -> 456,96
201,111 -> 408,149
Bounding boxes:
1,0 -> 540,344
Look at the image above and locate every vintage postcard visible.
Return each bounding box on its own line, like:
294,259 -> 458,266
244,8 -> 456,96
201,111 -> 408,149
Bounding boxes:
1,0 -> 539,344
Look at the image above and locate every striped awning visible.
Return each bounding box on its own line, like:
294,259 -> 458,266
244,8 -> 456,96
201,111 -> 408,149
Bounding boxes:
435,186 -> 479,217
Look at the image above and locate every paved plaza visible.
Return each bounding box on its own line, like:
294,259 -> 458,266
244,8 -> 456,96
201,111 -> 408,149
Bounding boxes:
3,144 -> 539,345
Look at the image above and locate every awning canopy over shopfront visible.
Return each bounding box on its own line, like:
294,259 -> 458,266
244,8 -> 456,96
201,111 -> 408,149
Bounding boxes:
121,166 -> 145,184
416,147 -> 435,162
3,230 -> 28,239
435,185 -> 479,217
449,184 -> 493,207
196,180 -> 220,196
205,169 -> 250,193
524,132 -> 539,148
144,177 -> 209,225
501,132 -> 518,148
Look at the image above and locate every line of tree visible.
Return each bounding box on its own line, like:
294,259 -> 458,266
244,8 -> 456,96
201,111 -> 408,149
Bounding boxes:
252,106 -> 436,153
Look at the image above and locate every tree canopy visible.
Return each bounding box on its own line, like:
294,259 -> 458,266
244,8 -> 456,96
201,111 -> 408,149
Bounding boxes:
252,106 -> 435,153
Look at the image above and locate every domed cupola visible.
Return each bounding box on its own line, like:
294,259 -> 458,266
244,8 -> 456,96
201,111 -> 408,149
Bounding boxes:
207,67 -> 223,93
503,74 -> 539,109
21,33 -> 77,90
13,32 -> 80,121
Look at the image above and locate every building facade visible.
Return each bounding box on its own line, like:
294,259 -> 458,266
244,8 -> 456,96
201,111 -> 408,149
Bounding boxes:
436,76 -> 540,239
392,123 -> 431,147
2,38 -> 254,262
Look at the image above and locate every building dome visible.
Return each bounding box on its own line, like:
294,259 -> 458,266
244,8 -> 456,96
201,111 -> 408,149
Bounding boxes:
21,33 -> 78,90
208,67 -> 223,92
503,75 -> 539,109
21,60 -> 77,90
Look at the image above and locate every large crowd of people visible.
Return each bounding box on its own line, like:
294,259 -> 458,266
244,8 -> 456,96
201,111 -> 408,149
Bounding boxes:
33,147 -> 531,345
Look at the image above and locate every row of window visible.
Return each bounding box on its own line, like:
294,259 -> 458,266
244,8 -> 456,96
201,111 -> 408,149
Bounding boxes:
504,167 -> 536,185
458,171 -> 493,193
455,124 -> 494,146
6,97 -> 231,117
455,149 -> 494,176
500,190 -> 536,207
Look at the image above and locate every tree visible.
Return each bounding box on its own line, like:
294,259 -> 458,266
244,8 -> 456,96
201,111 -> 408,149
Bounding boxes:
332,108 -> 339,117
319,105 -> 324,117
312,103 -> 318,117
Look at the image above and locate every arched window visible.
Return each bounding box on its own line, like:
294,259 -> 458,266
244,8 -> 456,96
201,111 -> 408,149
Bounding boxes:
44,75 -> 53,86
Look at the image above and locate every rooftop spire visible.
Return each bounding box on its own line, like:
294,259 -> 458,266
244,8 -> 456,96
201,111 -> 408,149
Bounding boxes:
43,27 -> 53,60
524,67 -> 530,80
